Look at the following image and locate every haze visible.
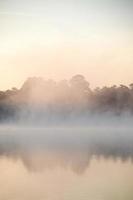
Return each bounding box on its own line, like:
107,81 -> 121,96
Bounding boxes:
0,0 -> 133,90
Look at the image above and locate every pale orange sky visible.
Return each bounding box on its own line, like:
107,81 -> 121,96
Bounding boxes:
0,0 -> 133,90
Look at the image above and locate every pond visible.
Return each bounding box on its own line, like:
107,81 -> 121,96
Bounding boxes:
0,126 -> 133,200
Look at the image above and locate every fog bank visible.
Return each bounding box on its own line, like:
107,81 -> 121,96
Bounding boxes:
1,75 -> 133,125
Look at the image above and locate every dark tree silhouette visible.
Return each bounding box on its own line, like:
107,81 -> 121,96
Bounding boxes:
0,74 -> 133,123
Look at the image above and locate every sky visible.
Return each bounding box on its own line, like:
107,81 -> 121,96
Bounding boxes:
0,0 -> 133,90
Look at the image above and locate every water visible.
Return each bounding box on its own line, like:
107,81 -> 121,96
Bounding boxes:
0,126 -> 133,200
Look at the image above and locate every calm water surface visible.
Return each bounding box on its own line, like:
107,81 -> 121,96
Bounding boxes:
0,126 -> 133,200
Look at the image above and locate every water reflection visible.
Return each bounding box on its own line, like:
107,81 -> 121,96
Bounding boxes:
0,127 -> 133,200
0,126 -> 133,172
0,157 -> 133,200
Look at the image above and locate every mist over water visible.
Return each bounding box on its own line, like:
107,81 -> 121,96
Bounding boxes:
0,75 -> 133,199
0,75 -> 133,172
0,126 -> 133,200
1,0 -> 133,197
0,126 -> 132,173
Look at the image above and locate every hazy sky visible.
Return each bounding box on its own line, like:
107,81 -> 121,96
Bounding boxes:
0,0 -> 133,90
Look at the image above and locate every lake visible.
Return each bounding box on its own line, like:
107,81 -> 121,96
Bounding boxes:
0,126 -> 133,200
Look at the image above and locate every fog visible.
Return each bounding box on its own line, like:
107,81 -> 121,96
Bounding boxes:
1,74 -> 133,126
0,75 -> 133,173
0,126 -> 132,173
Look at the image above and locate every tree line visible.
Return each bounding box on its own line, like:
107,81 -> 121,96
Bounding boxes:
0,74 -> 133,122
